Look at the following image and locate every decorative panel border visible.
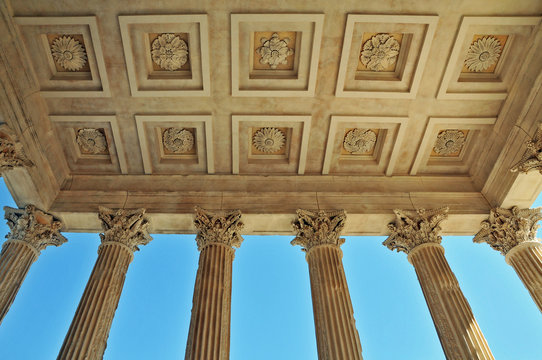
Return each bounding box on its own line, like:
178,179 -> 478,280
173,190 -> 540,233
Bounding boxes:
135,115 -> 214,174
322,116 -> 408,176
232,115 -> 311,174
14,16 -> 110,98
119,15 -> 210,97
50,115 -> 127,174
231,14 -> 324,97
438,16 -> 541,100
411,117 -> 497,175
335,15 -> 438,99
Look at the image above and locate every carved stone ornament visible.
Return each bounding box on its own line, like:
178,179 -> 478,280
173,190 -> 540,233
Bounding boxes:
4,205 -> 67,252
0,128 -> 33,172
291,209 -> 346,252
360,34 -> 400,72
433,130 -> 465,156
50,36 -> 88,71
464,36 -> 502,72
151,33 -> 189,71
193,206 -> 244,251
511,123 -> 542,174
162,128 -> 194,153
76,128 -> 108,155
256,33 -> 294,69
473,206 -> 542,256
252,127 -> 286,153
98,207 -> 152,252
383,207 -> 449,254
343,129 -> 377,154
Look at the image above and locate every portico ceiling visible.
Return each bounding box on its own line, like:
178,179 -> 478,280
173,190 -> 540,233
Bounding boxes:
1,0 -> 541,234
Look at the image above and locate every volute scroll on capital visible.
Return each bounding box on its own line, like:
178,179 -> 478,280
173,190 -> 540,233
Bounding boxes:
510,123 -> 542,174
98,206 -> 152,252
291,209 -> 347,252
193,206 -> 244,251
383,207 -> 449,254
4,204 -> 67,252
473,206 -> 542,256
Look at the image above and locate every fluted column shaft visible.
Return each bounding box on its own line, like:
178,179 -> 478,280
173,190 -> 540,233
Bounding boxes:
185,243 -> 234,360
58,243 -> 132,359
0,240 -> 38,322
506,242 -> 542,312
408,243 -> 493,360
306,245 -> 362,360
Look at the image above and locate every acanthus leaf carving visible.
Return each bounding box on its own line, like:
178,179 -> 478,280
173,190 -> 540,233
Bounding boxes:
383,207 -> 449,254
473,206 -> 542,256
0,126 -> 33,172
343,129 -> 377,154
4,205 -> 66,252
98,207 -> 152,252
510,123 -> 542,174
76,128 -> 108,155
50,36 -> 88,71
151,33 -> 189,71
162,128 -> 194,153
360,34 -> 400,72
256,33 -> 294,69
433,130 -> 465,156
291,209 -> 346,252
193,206 -> 244,251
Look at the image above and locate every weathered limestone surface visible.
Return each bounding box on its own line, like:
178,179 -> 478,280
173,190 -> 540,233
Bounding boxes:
474,206 -> 542,312
385,208 -> 494,360
58,207 -> 151,360
185,207 -> 244,360
0,205 -> 66,324
292,209 -> 363,360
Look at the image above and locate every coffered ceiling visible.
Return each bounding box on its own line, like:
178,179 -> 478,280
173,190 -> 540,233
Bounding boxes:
1,0 -> 541,235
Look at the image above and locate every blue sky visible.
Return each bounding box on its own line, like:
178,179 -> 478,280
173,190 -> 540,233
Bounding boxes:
0,177 -> 541,359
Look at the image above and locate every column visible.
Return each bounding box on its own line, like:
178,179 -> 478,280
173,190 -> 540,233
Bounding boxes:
0,205 -> 66,324
474,206 -> 542,312
384,207 -> 494,360
58,207 -> 152,360
291,209 -> 363,360
185,206 -> 244,360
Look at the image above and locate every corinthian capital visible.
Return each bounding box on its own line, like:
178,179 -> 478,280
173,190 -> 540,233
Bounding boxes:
4,205 -> 66,252
383,207 -> 449,254
291,209 -> 346,252
193,206 -> 244,251
0,126 -> 33,172
98,207 -> 152,252
511,123 -> 542,174
473,206 -> 542,255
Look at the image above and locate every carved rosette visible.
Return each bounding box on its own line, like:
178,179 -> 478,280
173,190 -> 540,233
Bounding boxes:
511,123 -> 542,174
76,129 -> 108,155
383,207 -> 449,254
0,133 -> 33,172
433,130 -> 465,156
473,206 -> 542,256
98,207 -> 152,252
193,206 -> 244,251
360,34 -> 400,72
50,36 -> 88,71
464,36 -> 502,72
4,205 -> 66,252
256,33 -> 294,69
252,127 -> 286,153
162,128 -> 194,153
343,129 -> 377,154
291,209 -> 346,252
151,33 -> 189,71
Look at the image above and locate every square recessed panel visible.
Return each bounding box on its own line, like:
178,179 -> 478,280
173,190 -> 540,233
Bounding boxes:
119,15 -> 210,97
50,116 -> 127,174
135,115 -> 214,174
322,116 -> 408,175
14,17 -> 110,97
231,14 -> 324,97
336,15 -> 438,98
411,118 -> 496,175
438,16 -> 541,100
232,115 -> 311,174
